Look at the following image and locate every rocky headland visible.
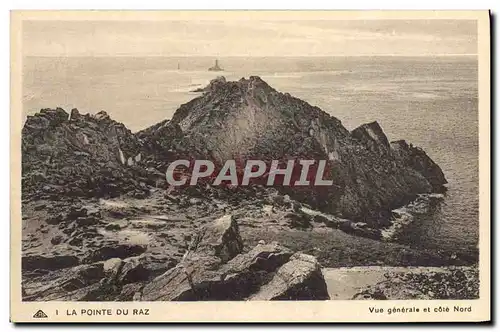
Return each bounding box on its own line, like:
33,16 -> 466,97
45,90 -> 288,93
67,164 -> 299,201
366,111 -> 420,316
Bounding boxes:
21,76 -> 477,301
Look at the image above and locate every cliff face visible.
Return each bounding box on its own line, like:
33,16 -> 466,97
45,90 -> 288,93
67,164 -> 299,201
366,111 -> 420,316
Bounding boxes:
163,76 -> 447,225
22,108 -> 147,199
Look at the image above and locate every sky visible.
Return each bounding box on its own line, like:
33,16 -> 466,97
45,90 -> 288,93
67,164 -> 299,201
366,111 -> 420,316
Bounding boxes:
22,19 -> 478,57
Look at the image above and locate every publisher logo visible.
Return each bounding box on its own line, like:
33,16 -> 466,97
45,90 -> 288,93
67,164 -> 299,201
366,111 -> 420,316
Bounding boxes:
33,310 -> 48,319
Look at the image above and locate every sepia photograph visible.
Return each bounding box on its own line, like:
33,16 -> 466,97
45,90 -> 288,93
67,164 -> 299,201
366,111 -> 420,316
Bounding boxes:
10,10 -> 490,323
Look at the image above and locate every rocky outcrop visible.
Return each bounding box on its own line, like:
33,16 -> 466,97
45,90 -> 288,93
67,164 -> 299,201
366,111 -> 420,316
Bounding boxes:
149,76 -> 447,226
23,215 -> 329,301
22,254 -> 80,271
22,108 -> 148,200
391,140 -> 447,191
351,121 -> 391,157
22,263 -> 106,301
191,76 -> 227,93
141,215 -> 330,301
184,214 -> 244,263
23,77 -> 446,227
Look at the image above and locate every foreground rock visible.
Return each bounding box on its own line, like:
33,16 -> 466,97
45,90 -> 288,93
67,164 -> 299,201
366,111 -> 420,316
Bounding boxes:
141,215 -> 330,301
23,215 -> 330,301
250,253 -> 330,300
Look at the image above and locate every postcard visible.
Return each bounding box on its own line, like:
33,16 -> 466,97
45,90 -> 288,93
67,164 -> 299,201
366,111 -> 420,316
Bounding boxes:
10,10 -> 490,323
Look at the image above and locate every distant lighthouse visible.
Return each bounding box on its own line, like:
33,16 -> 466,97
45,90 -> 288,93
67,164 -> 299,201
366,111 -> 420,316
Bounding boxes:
208,59 -> 223,71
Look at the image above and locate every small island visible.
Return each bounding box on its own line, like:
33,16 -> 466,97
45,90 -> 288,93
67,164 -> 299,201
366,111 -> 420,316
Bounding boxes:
208,59 -> 224,71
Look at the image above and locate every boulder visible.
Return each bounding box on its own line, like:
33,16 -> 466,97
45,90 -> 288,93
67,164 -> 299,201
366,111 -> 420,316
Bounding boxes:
46,213 -> 66,225
186,214 -> 243,263
104,223 -> 122,231
250,253 -> 330,300
351,121 -> 391,156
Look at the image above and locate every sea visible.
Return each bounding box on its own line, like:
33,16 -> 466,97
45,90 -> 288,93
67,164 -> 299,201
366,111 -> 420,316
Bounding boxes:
22,56 -> 479,255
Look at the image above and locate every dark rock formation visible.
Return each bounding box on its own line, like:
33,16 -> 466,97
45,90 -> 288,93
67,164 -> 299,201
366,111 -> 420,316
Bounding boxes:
185,214 -> 244,263
141,215 -> 330,301
146,76 -> 447,226
22,263 -> 106,301
83,244 -> 147,263
22,108 -> 147,200
191,76 -> 227,93
250,253 -> 330,300
20,76 -> 452,302
351,121 -> 391,157
391,140 -> 447,191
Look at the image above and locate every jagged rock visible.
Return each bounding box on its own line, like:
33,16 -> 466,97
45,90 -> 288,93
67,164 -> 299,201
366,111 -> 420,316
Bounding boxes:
141,241 -> 293,301
250,253 -> 330,300
140,217 -> 328,301
50,235 -> 64,245
95,110 -> 110,121
68,237 -> 83,246
351,266 -> 478,300
137,76 -> 447,226
191,76 -> 227,92
186,215 -> 243,263
117,283 -> 144,301
67,206 -> 95,220
46,213 -> 65,225
284,212 -> 312,229
22,263 -> 105,301
70,108 -> 81,121
75,216 -> 100,226
22,108 -> 147,200
339,221 -> 381,240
